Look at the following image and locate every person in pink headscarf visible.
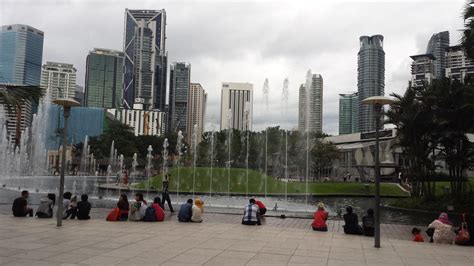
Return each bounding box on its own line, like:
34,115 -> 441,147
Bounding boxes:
428,213 -> 456,244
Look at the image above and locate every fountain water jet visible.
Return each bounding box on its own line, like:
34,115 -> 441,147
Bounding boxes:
282,78 -> 289,211
147,145 -> 153,200
263,78 -> 269,198
192,124 -> 198,198
176,131 -> 183,203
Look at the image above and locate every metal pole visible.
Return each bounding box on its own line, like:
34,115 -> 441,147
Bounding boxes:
374,104 -> 381,248
57,106 -> 70,227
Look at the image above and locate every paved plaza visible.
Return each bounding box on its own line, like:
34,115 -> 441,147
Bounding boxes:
0,213 -> 472,266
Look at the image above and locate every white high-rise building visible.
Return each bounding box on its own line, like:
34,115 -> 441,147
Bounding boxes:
40,62 -> 77,100
107,103 -> 166,136
220,82 -> 253,131
186,83 -> 207,144
299,71 -> 323,133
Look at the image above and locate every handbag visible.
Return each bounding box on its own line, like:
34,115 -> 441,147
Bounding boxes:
106,207 -> 120,221
455,214 -> 470,245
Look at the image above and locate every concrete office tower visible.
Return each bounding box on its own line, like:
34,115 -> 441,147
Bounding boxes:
339,92 -> 359,135
300,71 -> 323,133
446,45 -> 474,81
0,24 -> 44,85
40,62 -> 77,100
186,83 -> 207,144
298,84 -> 306,131
220,82 -> 253,131
169,62 -> 191,134
107,104 -> 167,136
426,31 -> 449,78
123,9 -> 167,110
357,35 -> 385,132
85,48 -> 124,108
410,54 -> 436,87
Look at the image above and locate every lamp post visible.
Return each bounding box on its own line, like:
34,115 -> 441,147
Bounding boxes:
361,96 -> 395,248
52,98 -> 80,227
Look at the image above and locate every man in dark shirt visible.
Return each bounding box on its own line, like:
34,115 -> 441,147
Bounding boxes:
343,206 -> 363,235
12,190 -> 33,217
76,194 -> 91,220
178,199 -> 193,222
161,174 -> 174,212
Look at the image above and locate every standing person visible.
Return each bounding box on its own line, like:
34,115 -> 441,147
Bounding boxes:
312,203 -> 329,231
152,196 -> 165,221
12,190 -> 33,217
76,194 -> 91,220
161,174 -> 174,213
428,213 -> 456,244
117,194 -> 129,221
255,199 -> 267,216
178,199 -> 193,222
242,199 -> 261,226
36,193 -> 56,218
191,198 -> 204,223
362,209 -> 375,236
343,206 -> 362,235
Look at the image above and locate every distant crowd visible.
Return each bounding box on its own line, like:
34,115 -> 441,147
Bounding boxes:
11,188 -> 474,246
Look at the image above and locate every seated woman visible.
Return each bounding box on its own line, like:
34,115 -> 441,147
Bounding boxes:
312,203 -> 328,231
76,194 -> 91,220
117,194 -> 130,221
130,193 -> 147,221
191,198 -> 204,223
36,193 -> 55,218
343,206 -> 362,235
362,209 -> 375,237
152,196 -> 165,222
429,213 -> 456,244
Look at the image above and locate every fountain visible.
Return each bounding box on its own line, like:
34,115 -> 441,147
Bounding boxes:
282,78 -> 289,211
176,131 -> 183,203
146,144 -> 153,200
305,70 -> 312,211
263,78 -> 269,198
79,135 -> 89,175
209,129 -> 214,203
244,102 -> 251,197
192,124 -> 198,198
131,153 -> 138,195
227,110 -> 232,204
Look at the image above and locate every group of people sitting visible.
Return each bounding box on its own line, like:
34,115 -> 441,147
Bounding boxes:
12,190 -> 91,220
107,192 -> 204,223
311,204 -> 375,236
241,198 -> 267,225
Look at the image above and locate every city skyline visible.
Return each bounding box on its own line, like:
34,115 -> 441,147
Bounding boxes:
0,0 -> 465,134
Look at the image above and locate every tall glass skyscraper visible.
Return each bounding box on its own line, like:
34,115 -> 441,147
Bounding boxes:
426,31 -> 449,79
169,62 -> 191,134
0,24 -> 44,85
357,35 -> 385,132
339,92 -> 359,135
298,71 -> 323,133
123,9 -> 167,111
84,48 -> 124,108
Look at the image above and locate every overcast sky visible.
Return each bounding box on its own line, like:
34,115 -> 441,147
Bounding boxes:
0,0 -> 466,134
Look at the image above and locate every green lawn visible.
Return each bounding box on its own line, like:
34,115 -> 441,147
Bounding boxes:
136,167 -> 408,197
432,177 -> 474,196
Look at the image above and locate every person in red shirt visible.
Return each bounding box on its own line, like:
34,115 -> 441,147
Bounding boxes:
412,227 -> 424,242
312,203 -> 329,231
152,196 -> 165,221
255,200 -> 267,216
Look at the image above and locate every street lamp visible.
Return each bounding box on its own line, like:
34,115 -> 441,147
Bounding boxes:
361,96 -> 395,248
52,98 -> 80,227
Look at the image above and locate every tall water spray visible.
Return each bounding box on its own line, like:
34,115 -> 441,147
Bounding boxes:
263,78 -> 269,198
176,131 -> 183,202
305,70 -> 312,211
147,145 -> 153,199
282,78 -> 289,211
244,101 -> 251,197
131,153 -> 138,194
192,124 -> 198,198
79,135 -> 89,175
227,110 -> 232,203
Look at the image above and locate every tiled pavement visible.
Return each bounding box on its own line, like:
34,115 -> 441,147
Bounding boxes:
0,213 -> 472,266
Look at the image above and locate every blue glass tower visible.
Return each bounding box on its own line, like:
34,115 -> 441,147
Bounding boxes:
0,24 -> 44,85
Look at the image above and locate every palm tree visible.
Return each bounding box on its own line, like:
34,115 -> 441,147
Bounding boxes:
0,84 -> 43,145
462,2 -> 474,60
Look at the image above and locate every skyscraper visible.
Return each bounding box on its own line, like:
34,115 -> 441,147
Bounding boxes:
357,35 -> 385,132
299,71 -> 323,133
0,24 -> 44,85
220,82 -> 253,131
169,62 -> 191,134
123,9 -> 167,110
40,62 -> 77,100
84,48 -> 124,108
446,45 -> 474,81
410,54 -> 436,87
298,84 -> 306,131
339,92 -> 359,135
186,83 -> 207,144
426,31 -> 449,78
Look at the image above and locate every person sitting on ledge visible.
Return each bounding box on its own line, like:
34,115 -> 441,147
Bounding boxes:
362,208 -> 375,237
178,199 -> 193,222
36,193 -> 55,218
152,196 -> 165,222
343,206 -> 362,235
76,194 -> 91,220
191,198 -> 204,223
412,227 -> 424,242
255,199 -> 267,216
242,198 -> 261,226
12,190 -> 33,217
428,212 -> 455,244
117,194 -> 129,221
312,202 -> 328,231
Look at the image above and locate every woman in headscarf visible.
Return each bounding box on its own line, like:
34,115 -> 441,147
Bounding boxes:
191,198 -> 204,223
428,213 -> 456,244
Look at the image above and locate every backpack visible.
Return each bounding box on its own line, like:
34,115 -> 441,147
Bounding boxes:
143,206 -> 157,222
